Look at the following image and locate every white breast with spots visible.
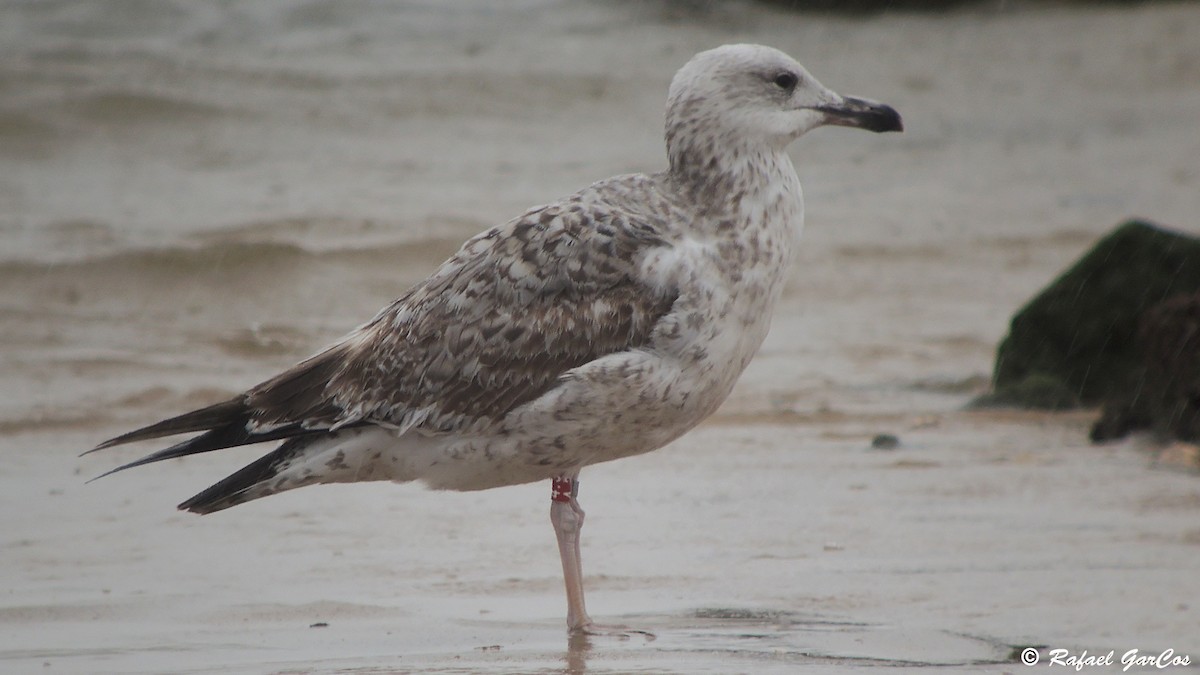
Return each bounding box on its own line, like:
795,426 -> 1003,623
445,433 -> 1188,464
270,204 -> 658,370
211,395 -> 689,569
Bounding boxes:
398,158 -> 803,491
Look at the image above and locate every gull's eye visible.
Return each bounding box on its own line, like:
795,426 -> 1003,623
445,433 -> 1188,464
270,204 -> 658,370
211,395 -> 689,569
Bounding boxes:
773,72 -> 798,91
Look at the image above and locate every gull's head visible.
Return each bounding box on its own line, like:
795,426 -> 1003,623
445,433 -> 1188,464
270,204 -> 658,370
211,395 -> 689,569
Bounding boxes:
666,44 -> 902,158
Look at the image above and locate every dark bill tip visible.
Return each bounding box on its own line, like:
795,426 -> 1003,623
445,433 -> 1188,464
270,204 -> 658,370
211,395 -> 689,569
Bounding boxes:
818,96 -> 903,133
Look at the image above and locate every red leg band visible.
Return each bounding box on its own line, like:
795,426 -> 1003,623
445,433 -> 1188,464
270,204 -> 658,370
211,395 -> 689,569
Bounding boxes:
551,476 -> 575,503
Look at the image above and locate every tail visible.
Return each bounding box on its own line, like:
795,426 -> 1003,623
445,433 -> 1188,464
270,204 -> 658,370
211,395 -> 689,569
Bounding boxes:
85,342 -> 372,513
177,435 -> 325,514
84,397 -> 323,481
85,396 -> 341,514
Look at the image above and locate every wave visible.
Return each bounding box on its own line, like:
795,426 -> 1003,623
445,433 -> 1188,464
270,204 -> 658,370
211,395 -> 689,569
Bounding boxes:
2,211 -> 482,277
0,235 -> 467,318
0,231 -> 474,433
59,90 -> 235,126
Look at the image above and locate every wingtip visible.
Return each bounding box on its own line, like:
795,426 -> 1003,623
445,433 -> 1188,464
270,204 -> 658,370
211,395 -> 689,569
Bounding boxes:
84,454 -> 157,482
79,439 -> 118,458
84,465 -> 124,484
80,396 -> 255,462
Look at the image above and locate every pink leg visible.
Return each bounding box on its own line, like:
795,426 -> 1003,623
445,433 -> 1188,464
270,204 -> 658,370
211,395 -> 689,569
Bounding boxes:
550,473 -> 593,632
549,473 -> 654,639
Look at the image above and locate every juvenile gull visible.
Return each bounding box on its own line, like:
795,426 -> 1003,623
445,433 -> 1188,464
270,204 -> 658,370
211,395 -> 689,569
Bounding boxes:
88,44 -> 901,634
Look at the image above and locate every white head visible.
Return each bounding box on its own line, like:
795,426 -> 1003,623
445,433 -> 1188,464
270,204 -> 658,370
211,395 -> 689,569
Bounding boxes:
665,44 -> 901,169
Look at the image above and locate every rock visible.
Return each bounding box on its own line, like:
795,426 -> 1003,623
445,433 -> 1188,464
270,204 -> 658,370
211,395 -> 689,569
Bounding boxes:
1092,291 -> 1200,443
972,372 -> 1080,411
979,220 -> 1200,411
871,433 -> 901,450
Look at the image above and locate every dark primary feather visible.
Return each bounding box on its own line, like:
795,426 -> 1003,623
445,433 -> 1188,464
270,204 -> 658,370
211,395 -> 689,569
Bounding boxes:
177,435 -> 324,514
89,180 -> 679,495
85,399 -> 250,453
83,345 -> 360,477
87,416 -> 334,483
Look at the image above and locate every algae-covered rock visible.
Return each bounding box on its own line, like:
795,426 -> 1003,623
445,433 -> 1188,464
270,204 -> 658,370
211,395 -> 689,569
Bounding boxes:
1092,291 -> 1200,442
973,373 -> 1081,411
984,220 -> 1200,410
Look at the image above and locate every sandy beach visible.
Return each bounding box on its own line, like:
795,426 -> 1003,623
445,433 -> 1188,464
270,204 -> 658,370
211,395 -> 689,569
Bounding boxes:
2,1 -> 1199,673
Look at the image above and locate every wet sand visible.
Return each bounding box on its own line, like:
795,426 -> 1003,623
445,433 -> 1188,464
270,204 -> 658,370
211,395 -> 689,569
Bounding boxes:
3,1 -> 1199,673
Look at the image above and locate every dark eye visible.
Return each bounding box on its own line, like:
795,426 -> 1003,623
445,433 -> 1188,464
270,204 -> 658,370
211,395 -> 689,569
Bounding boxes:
773,72 -> 798,90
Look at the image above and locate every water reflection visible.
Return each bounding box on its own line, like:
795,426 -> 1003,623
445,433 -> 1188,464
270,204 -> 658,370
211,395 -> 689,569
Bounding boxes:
563,631 -> 591,674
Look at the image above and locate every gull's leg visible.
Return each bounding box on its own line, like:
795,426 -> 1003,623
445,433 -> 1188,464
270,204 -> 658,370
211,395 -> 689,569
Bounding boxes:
550,473 -> 592,632
549,473 -> 654,639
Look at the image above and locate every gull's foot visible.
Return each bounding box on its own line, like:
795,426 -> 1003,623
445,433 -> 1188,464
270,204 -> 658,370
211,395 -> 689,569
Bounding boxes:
570,621 -> 656,641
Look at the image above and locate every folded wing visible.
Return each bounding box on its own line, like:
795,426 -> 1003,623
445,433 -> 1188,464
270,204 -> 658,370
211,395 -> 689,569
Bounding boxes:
88,194 -> 679,477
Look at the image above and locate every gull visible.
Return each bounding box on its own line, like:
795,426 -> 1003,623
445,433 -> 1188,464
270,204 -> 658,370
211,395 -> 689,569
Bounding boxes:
87,44 -> 902,635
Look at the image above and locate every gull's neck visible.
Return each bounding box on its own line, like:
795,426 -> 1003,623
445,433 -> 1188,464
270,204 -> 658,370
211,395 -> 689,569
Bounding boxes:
666,136 -> 804,236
